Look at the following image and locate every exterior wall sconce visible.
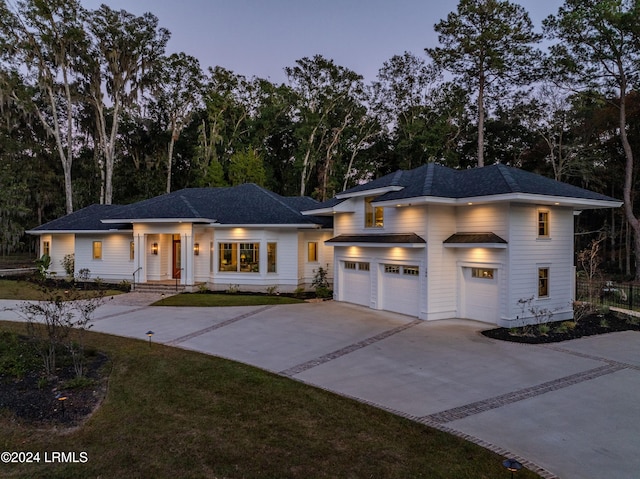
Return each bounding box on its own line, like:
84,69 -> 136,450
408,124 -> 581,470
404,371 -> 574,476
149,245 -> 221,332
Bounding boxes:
152,243 -> 158,255
194,243 -> 200,255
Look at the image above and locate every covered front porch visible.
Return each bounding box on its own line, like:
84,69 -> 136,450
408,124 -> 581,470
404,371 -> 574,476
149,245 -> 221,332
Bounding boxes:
131,224 -> 199,288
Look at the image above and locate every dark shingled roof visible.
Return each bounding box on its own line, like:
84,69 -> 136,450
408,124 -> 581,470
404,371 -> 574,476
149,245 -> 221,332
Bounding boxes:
443,233 -> 508,244
326,233 -> 426,244
31,184 -> 331,232
341,164 -> 619,203
30,205 -> 131,232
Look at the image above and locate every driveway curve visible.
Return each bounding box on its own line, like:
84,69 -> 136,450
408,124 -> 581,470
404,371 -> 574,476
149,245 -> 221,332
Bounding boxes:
3,294 -> 639,479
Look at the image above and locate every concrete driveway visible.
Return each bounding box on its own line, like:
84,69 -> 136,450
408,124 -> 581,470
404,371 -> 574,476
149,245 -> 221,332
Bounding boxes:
2,294 -> 639,479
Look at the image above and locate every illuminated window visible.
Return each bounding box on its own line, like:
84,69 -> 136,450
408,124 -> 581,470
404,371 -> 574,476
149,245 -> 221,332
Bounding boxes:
43,241 -> 50,256
538,268 -> 549,297
267,242 -> 277,273
538,210 -> 549,237
130,241 -> 135,261
308,242 -> 318,262
93,241 -> 102,260
219,242 -> 260,273
210,242 -> 214,273
365,196 -> 384,228
472,268 -> 494,279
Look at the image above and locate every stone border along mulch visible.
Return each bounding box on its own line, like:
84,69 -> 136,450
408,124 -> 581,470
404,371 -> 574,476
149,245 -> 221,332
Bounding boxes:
279,319 -> 423,377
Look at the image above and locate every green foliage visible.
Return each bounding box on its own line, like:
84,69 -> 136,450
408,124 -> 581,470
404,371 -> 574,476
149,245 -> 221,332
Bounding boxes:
61,253 -> 75,278
0,331 -> 40,378
228,148 -> 267,186
312,265 -> 332,298
34,254 -> 51,279
225,284 -> 240,294
265,285 -> 279,296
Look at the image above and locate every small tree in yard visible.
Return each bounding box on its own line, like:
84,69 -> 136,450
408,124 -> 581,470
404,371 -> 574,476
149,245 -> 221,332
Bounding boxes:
16,284 -> 106,378
577,236 -> 605,303
312,265 -> 331,298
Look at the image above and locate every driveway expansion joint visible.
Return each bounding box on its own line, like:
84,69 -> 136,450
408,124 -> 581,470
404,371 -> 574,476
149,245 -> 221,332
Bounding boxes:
423,363 -> 625,425
279,319 -> 422,377
165,305 -> 275,346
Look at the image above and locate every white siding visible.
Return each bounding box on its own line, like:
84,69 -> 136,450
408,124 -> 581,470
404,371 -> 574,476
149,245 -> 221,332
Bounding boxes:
425,205 -> 457,320
505,204 -> 574,325
74,234 -> 134,281
46,234 -> 75,277
299,230 -> 334,288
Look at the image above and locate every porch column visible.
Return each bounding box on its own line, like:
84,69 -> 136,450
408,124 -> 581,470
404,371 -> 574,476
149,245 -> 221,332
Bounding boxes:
182,233 -> 194,286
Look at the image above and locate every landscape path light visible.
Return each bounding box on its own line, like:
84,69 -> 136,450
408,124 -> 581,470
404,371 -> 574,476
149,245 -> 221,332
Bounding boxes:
502,458 -> 522,479
55,392 -> 68,418
146,330 -> 154,347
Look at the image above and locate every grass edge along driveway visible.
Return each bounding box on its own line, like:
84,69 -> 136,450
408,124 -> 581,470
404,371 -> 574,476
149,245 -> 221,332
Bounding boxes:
0,321 -> 541,479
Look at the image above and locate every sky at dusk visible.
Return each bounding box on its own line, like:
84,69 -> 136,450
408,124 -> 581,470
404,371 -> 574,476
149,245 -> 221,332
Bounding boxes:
80,0 -> 565,84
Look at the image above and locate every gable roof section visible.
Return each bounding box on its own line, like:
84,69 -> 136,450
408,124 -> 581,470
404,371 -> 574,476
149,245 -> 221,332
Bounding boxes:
30,184 -> 331,233
29,205 -> 132,233
335,164 -> 620,208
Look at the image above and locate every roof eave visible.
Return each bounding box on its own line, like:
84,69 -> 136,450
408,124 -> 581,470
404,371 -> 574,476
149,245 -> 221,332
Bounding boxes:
102,218 -> 216,224
210,223 -> 327,229
27,229 -> 131,235
326,241 -> 425,248
443,243 -> 508,249
375,193 -> 622,209
336,185 -> 404,200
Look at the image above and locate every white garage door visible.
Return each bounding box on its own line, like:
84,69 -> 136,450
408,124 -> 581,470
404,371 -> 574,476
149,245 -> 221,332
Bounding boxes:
341,261 -> 371,307
381,264 -> 420,317
463,267 -> 499,323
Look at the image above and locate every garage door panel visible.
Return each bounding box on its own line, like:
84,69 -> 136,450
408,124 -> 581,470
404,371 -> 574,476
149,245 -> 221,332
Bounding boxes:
341,261 -> 370,307
381,264 -> 420,317
463,267 -> 499,323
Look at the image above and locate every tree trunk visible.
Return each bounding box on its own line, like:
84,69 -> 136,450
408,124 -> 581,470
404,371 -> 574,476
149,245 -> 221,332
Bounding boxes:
166,120 -> 179,194
477,70 -> 485,168
619,79 -> 640,280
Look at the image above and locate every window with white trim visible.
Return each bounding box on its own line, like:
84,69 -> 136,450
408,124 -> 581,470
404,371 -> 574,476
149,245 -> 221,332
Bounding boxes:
308,242 -> 318,262
267,242 -> 277,273
344,261 -> 356,270
538,209 -> 550,237
538,267 -> 549,297
219,242 -> 260,272
92,241 -> 102,260
365,196 -> 384,228
43,241 -> 50,256
358,262 -> 370,271
472,268 -> 494,279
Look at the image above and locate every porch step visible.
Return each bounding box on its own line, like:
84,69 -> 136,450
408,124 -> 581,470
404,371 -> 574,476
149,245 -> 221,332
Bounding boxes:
132,283 -> 187,294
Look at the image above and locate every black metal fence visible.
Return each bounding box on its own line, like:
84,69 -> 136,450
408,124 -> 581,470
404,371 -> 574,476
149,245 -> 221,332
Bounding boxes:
575,279 -> 639,312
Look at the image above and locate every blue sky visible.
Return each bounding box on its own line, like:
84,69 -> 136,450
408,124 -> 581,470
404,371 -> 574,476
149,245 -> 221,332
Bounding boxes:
81,0 -> 564,83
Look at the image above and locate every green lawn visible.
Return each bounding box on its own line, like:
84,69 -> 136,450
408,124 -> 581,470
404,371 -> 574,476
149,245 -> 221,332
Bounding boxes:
153,292 -> 305,307
0,279 -> 122,300
0,321 -> 541,479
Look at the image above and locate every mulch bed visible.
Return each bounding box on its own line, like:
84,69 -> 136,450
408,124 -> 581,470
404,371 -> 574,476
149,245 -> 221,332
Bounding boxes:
0,351 -> 109,427
482,311 -> 640,344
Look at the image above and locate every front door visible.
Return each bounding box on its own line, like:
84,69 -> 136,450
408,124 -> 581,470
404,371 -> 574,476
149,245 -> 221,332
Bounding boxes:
172,237 -> 181,279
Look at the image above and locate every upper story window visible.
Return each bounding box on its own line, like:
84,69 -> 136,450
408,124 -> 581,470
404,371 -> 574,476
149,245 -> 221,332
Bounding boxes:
538,210 -> 550,237
365,196 -> 384,228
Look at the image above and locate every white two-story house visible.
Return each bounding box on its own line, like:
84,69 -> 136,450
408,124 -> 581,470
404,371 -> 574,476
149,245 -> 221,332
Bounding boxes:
303,163 -> 621,327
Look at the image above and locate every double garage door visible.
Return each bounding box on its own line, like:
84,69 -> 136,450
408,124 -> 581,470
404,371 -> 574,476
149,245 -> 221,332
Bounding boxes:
341,261 -> 420,317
